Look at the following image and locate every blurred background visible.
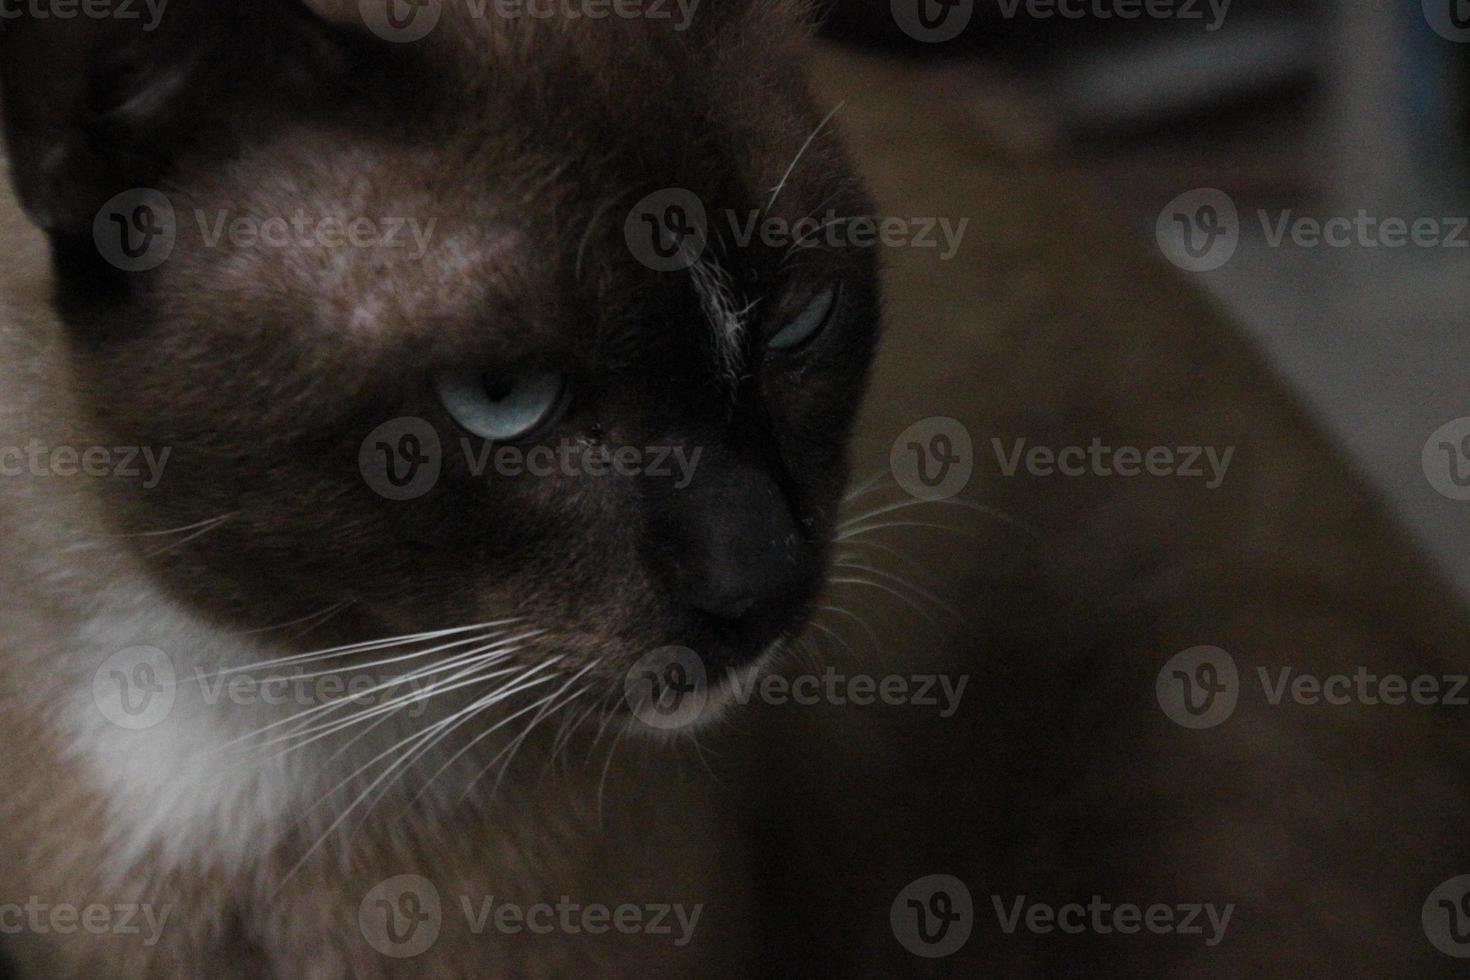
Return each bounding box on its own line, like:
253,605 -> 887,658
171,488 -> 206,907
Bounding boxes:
819,1 -> 1470,597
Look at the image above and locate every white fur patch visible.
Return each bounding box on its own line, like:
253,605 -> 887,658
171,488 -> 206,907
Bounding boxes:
64,581 -> 315,880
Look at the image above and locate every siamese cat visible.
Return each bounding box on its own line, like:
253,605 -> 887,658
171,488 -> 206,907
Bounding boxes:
0,1 -> 875,975
4,3 -> 1470,979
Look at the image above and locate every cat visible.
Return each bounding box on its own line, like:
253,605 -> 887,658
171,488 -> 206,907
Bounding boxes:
6,3 -> 1470,978
0,1 -> 878,975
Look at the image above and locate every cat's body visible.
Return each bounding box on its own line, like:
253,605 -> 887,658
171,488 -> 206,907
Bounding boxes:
0,146 -> 758,978
3,6 -> 1470,979
0,3 -> 832,975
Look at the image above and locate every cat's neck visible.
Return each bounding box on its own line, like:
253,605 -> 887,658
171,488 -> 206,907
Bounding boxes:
0,490 -> 600,888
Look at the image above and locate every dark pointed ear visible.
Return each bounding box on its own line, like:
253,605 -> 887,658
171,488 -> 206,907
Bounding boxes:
0,0 -> 359,243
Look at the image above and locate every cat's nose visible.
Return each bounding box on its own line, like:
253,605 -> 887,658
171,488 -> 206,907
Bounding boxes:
686,524 -> 806,624
663,456 -> 812,626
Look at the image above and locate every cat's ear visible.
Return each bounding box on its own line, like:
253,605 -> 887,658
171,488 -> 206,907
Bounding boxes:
0,0 -> 357,240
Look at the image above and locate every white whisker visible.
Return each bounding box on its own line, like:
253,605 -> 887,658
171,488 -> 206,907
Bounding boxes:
102,513 -> 238,538
242,631 -> 548,755
837,519 -> 988,543
810,603 -> 883,663
840,496 -> 1034,536
229,601 -> 352,638
274,664 -> 564,891
142,514 -> 234,557
766,101 -> 846,217
832,559 -> 968,626
197,620 -> 522,679
827,574 -> 943,631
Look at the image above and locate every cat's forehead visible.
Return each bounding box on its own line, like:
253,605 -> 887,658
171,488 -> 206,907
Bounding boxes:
163,132 -> 529,352
146,10 -> 859,386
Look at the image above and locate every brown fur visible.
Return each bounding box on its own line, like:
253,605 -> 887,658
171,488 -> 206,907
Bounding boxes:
1,2 -> 858,975
3,8 -> 1469,980
747,48 -> 1470,978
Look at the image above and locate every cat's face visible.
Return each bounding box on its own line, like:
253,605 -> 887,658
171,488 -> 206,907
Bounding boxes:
6,1 -> 878,706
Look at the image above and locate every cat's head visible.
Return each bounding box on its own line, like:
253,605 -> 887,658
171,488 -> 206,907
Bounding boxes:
2,0 -> 879,716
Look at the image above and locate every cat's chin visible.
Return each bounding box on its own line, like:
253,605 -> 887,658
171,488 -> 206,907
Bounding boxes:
617,638 -> 788,742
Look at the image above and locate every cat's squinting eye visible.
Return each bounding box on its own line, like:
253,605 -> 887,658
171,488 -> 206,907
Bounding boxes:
434,369 -> 569,443
768,284 -> 840,352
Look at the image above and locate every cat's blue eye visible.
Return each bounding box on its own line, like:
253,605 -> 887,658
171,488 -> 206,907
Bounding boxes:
434,369 -> 569,443
768,284 -> 839,352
